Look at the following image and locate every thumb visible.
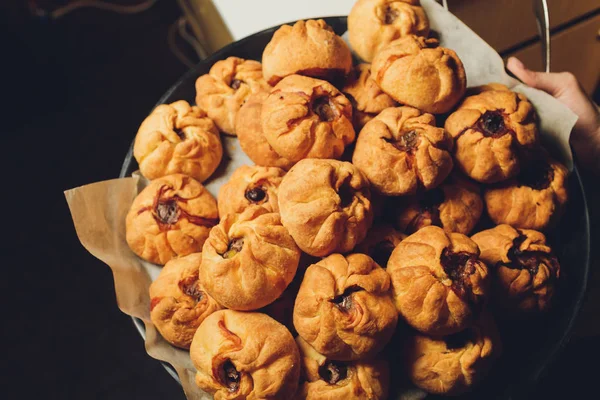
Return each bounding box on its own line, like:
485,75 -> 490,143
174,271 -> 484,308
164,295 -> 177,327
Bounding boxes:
506,57 -> 567,97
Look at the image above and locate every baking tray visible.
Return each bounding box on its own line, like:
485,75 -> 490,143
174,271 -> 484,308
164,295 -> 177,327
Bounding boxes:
120,16 -> 591,400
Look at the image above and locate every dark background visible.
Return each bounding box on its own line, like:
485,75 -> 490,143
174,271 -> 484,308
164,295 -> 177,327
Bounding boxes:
1,1 -> 598,399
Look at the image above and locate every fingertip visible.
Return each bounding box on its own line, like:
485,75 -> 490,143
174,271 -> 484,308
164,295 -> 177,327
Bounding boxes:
506,57 -> 525,72
506,56 -> 536,86
506,56 -> 525,68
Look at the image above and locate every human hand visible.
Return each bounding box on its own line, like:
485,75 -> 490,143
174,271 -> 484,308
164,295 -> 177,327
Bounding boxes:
506,57 -> 600,175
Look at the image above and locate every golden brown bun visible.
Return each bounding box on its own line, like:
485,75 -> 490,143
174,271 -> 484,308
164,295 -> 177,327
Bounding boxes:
236,92 -> 295,169
352,107 -> 453,195
391,173 -> 483,235
348,0 -> 430,62
126,174 -> 218,265
445,84 -> 539,183
483,155 -> 568,230
195,57 -> 270,135
341,64 -> 397,130
295,337 -> 390,400
262,75 -> 355,162
278,159 -> 373,256
200,206 -> 300,310
217,165 -> 286,218
371,36 -> 466,114
472,224 -> 560,313
404,312 -> 501,395
149,253 -> 222,349
354,224 -> 406,268
190,310 -> 300,399
387,226 -> 490,335
133,100 -> 222,182
294,253 -> 398,360
262,19 -> 353,85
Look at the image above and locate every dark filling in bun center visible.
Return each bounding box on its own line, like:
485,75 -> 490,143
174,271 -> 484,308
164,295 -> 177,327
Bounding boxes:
174,128 -> 186,139
519,162 -> 554,190
383,5 -> 399,25
156,199 -> 179,224
503,234 -> 559,278
319,361 -> 348,384
178,272 -> 204,303
219,360 -> 241,392
223,238 -> 244,259
444,329 -> 473,350
245,187 -> 267,203
330,285 -> 364,312
440,248 -> 481,305
146,186 -> 218,229
230,79 -> 243,90
337,181 -> 355,208
313,96 -> 337,122
386,130 -> 419,153
477,111 -> 509,138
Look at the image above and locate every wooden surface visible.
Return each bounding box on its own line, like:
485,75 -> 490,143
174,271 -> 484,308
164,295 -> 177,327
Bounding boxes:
507,13 -> 600,94
448,0 -> 599,53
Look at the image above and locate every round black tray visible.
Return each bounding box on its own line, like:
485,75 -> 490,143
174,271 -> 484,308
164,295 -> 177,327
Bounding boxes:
120,17 -> 590,400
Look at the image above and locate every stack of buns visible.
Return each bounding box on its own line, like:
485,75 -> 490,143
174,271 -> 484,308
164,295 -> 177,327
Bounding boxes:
125,1 -> 567,398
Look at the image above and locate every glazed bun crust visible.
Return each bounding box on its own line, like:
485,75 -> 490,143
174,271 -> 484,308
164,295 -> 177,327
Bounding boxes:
352,106 -> 453,196
404,312 -> 501,395
262,75 -> 355,162
295,336 -> 390,400
278,159 -> 373,257
200,206 -> 300,310
392,173 -> 483,235
190,310 -> 301,399
472,224 -> 560,313
262,19 -> 353,85
341,63 -> 397,130
387,226 -> 490,335
445,84 -> 539,183
195,56 -> 270,135
371,36 -> 466,114
236,91 -> 294,169
149,253 -> 222,349
217,165 -> 286,218
293,253 -> 398,360
126,174 -> 218,265
133,100 -> 222,182
349,0 -> 430,62
483,156 -> 568,230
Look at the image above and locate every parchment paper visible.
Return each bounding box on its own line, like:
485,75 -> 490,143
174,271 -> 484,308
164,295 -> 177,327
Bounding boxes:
65,1 -> 578,399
